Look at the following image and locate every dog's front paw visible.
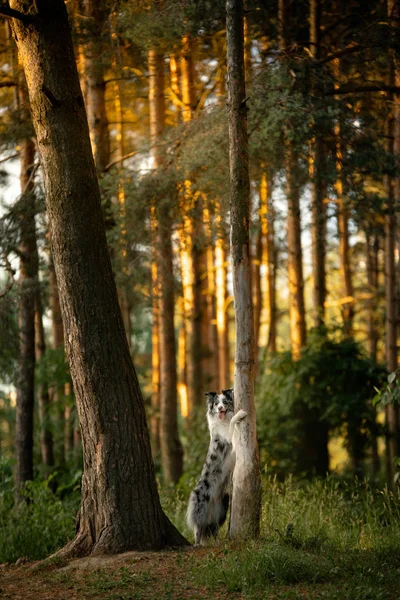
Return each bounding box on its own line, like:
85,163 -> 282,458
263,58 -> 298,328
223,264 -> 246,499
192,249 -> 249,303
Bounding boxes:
235,409 -> 248,422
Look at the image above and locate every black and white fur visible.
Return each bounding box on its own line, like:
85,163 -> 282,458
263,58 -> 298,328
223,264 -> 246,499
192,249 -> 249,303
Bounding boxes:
186,388 -> 247,545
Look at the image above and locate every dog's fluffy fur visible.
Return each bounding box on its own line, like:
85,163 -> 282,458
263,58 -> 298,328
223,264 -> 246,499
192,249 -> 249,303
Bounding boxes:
186,388 -> 247,545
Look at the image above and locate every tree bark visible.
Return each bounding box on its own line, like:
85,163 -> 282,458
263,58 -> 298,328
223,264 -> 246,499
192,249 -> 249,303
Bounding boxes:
215,216 -> 231,390
15,81 -> 36,496
149,49 -> 183,483
226,0 -> 261,539
10,0 -> 187,554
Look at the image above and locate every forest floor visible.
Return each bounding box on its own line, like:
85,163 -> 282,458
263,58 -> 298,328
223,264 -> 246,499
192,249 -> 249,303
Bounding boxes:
1,540 -> 400,600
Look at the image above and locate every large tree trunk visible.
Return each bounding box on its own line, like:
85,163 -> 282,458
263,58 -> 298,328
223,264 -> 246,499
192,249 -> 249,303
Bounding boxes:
10,0 -> 187,554
226,0 -> 261,539
15,81 -> 37,496
149,49 -> 183,483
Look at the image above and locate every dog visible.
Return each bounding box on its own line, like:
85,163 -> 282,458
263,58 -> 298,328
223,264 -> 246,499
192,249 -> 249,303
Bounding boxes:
186,388 -> 247,545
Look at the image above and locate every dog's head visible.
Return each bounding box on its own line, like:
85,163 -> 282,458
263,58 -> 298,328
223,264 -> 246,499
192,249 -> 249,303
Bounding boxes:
205,388 -> 234,423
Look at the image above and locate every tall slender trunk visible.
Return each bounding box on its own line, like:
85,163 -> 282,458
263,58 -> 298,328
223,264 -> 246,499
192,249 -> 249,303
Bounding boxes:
83,0 -> 110,175
204,208 -> 220,390
15,83 -> 37,496
309,0 -> 327,327
10,0 -> 187,554
49,254 -> 67,464
35,290 -> 55,468
215,214 -> 230,389
260,171 -> 277,354
226,0 -> 261,539
179,36 -> 203,411
149,49 -> 183,482
366,229 -> 379,362
334,58 -> 354,336
286,145 -> 307,357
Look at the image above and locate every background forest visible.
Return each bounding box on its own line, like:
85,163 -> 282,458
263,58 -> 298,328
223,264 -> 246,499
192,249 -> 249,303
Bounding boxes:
0,0 -> 400,593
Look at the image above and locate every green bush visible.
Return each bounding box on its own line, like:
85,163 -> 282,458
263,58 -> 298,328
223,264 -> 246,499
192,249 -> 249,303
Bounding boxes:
0,461 -> 79,563
256,330 -> 385,476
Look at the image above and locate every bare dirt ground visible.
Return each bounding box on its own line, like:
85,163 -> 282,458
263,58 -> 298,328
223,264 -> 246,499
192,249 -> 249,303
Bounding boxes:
0,548 -> 243,600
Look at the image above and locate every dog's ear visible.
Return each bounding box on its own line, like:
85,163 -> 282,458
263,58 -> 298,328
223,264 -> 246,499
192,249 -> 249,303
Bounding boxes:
204,391 -> 217,405
222,388 -> 233,402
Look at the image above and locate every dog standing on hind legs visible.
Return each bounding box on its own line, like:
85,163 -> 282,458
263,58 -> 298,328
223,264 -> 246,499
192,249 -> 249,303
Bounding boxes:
186,388 -> 247,545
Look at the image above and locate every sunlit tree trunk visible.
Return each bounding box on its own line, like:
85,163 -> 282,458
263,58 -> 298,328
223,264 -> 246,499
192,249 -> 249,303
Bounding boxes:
286,145 -> 307,357
260,171 -> 277,354
334,59 -> 354,336
310,0 -> 327,328
226,0 -> 261,539
10,0 -> 188,554
15,81 -> 36,496
278,0 -> 306,359
149,49 -> 183,482
82,0 -> 110,175
215,214 -> 230,390
204,208 -> 220,390
179,35 -> 203,411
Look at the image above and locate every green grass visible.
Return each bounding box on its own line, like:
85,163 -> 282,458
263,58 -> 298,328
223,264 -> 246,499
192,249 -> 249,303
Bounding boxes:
185,476 -> 400,599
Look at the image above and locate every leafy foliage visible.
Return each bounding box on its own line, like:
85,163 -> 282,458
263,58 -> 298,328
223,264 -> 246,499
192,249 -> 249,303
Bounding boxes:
256,330 -> 385,475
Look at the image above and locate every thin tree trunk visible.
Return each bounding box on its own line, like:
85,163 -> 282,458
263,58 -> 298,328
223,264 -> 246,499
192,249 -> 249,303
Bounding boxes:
204,208 -> 220,391
309,0 -> 327,328
215,215 -> 230,389
49,254 -> 67,464
226,0 -> 261,539
35,290 -> 55,468
286,145 -> 307,357
149,49 -> 183,482
334,58 -> 354,336
179,36 -> 203,411
83,0 -> 110,174
15,81 -> 36,496
366,229 -> 379,361
10,0 -> 187,554
260,172 -> 277,353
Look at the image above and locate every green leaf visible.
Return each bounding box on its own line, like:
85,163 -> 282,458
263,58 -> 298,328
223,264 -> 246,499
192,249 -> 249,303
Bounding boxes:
388,372 -> 397,384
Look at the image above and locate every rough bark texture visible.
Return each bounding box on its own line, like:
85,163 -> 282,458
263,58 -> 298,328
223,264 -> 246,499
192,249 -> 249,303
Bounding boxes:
10,0 -> 187,554
15,115 -> 36,495
149,49 -> 183,483
226,0 -> 261,539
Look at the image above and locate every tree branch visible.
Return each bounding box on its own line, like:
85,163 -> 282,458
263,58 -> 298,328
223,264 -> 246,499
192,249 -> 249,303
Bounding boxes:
326,84 -> 400,96
0,80 -> 17,88
0,3 -> 34,24
0,253 -> 15,299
